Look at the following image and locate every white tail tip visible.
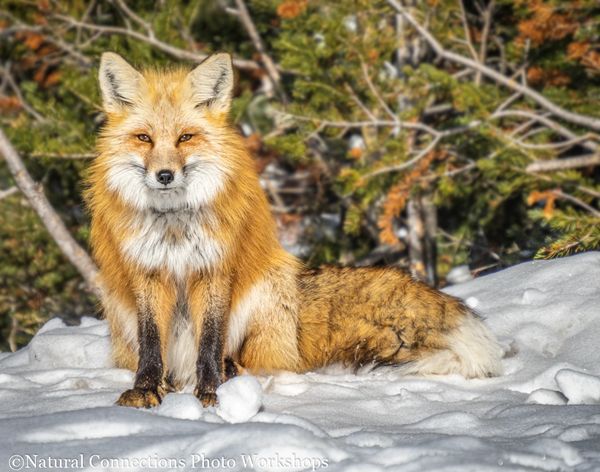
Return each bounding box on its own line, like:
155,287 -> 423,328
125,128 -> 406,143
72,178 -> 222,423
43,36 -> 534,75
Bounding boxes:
399,313 -> 503,379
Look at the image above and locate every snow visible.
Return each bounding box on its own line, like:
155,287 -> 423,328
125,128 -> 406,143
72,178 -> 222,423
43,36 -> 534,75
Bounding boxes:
156,393 -> 205,421
215,376 -> 263,424
554,370 -> 600,405
445,265 -> 473,285
1,252 -> 600,471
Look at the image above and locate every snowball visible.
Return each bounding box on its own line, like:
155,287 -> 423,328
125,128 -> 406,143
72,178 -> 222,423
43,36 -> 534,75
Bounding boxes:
555,369 -> 600,404
216,376 -> 262,423
156,393 -> 204,421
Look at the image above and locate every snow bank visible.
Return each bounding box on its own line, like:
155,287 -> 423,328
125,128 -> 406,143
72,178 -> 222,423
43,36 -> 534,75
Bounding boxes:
0,252 -> 599,471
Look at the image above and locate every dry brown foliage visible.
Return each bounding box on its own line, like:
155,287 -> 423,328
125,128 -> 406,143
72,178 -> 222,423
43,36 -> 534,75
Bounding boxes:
276,0 -> 308,19
517,2 -> 577,46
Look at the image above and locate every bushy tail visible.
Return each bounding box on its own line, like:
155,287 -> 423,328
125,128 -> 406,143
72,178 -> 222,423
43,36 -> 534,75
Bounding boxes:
398,312 -> 504,378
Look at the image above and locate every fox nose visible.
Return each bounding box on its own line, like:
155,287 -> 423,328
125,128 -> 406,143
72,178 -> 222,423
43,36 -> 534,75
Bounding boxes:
156,169 -> 174,185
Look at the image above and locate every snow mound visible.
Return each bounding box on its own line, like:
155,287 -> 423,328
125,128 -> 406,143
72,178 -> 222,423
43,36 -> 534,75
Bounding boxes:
527,388 -> 567,405
555,369 -> 600,405
0,252 -> 599,470
1,317 -> 111,370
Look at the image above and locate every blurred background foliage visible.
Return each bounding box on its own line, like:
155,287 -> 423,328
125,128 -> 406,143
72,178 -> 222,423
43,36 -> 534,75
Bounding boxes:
0,0 -> 599,350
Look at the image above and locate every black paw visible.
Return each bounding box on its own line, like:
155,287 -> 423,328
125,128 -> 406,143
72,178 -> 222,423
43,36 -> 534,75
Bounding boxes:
116,388 -> 162,408
194,387 -> 218,407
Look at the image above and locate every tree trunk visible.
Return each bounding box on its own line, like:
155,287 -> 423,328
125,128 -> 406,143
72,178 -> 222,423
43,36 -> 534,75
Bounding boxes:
422,194 -> 438,287
407,192 -> 437,286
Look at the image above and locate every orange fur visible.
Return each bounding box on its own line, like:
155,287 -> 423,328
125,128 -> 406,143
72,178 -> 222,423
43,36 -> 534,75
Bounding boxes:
87,53 -> 502,408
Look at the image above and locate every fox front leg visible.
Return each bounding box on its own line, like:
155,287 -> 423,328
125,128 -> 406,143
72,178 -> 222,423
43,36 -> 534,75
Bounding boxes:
117,290 -> 172,408
191,277 -> 231,407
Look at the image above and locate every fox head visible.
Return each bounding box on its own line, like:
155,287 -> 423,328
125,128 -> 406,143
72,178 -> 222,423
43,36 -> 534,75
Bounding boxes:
95,52 -> 239,213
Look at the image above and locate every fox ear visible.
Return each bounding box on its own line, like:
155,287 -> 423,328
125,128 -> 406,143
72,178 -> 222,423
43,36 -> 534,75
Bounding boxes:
99,52 -> 142,112
187,53 -> 234,113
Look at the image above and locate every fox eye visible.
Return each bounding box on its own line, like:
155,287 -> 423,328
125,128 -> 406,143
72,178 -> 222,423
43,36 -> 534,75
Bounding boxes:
178,134 -> 193,143
136,134 -> 152,143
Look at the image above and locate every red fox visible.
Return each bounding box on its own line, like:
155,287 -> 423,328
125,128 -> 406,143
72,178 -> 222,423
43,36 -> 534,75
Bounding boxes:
86,52 -> 503,408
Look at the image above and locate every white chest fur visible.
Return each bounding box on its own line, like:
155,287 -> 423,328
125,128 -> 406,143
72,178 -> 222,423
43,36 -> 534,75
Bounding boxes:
122,210 -> 223,277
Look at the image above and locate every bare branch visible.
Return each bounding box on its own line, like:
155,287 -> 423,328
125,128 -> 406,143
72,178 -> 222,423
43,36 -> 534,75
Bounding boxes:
492,110 -> 598,152
0,64 -> 47,122
0,128 -> 101,297
345,83 -> 378,122
8,316 -> 18,353
360,61 -> 397,122
231,0 -> 287,102
496,92 -> 521,114
364,135 -> 441,178
387,0 -> 600,132
275,112 -> 441,136
526,154 -> 600,173
113,0 -> 155,38
514,134 -> 596,151
28,152 -> 95,159
0,186 -> 18,200
553,190 -> 600,218
53,14 -> 261,71
477,0 -> 495,85
578,187 -> 600,199
458,0 -> 479,63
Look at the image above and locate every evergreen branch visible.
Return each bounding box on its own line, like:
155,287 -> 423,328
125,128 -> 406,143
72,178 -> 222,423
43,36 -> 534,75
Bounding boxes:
53,15 -> 261,71
280,106 -> 598,179
276,113 -> 478,178
0,128 -> 101,297
522,168 -> 600,201
526,154 -> 600,173
387,0 -> 600,132
229,0 -> 288,103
